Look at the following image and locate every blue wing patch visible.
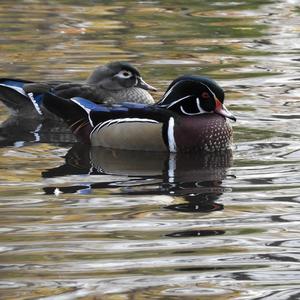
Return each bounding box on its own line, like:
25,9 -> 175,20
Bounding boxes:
121,102 -> 148,109
1,79 -> 26,88
71,97 -> 130,113
71,97 -> 112,112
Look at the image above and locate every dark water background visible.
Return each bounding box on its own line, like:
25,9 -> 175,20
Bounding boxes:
0,1 -> 300,299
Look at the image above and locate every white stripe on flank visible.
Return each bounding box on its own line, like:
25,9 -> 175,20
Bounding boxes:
90,118 -> 159,139
167,117 -> 176,152
110,117 -> 159,124
91,119 -> 116,137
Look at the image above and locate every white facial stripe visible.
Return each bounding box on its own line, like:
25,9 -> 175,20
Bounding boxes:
180,105 -> 203,116
160,79 -> 220,106
200,82 -> 218,101
196,97 -> 201,111
166,95 -> 192,109
159,81 -> 182,104
167,95 -> 208,115
160,79 -> 222,116
196,97 -> 209,114
167,117 -> 176,152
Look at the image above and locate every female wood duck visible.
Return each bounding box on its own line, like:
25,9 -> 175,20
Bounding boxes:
0,61 -> 156,118
43,75 -> 236,152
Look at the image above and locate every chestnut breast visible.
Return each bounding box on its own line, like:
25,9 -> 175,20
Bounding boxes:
174,114 -> 233,152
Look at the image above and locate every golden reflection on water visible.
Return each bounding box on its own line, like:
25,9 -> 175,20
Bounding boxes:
0,0 -> 300,299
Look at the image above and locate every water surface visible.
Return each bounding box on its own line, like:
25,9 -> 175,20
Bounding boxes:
0,1 -> 300,299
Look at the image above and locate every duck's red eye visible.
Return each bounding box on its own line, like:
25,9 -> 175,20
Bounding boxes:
201,92 -> 210,99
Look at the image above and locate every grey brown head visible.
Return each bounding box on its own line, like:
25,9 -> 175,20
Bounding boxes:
85,62 -> 157,104
87,61 -> 156,91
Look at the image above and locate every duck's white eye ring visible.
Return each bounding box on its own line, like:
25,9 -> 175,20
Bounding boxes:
116,70 -> 132,79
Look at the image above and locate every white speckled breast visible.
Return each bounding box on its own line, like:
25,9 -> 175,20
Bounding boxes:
174,114 -> 233,152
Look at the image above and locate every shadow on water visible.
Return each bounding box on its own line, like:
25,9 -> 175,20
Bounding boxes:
0,115 -> 76,147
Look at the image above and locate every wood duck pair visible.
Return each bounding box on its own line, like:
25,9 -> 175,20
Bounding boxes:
0,62 -> 236,152
43,75 -> 236,152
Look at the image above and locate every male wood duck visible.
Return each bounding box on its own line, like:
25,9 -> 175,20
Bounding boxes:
43,75 -> 236,152
0,61 -> 156,118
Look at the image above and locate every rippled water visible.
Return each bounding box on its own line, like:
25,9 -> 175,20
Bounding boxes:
0,1 -> 300,299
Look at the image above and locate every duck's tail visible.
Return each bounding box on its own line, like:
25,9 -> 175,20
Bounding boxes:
0,79 -> 44,116
43,93 -> 96,143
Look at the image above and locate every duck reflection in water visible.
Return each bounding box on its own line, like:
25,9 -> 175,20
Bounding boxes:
43,143 -> 232,214
0,116 -> 76,147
